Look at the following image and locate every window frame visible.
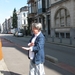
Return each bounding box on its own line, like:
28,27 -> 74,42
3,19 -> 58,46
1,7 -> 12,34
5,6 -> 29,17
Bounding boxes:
55,8 -> 70,27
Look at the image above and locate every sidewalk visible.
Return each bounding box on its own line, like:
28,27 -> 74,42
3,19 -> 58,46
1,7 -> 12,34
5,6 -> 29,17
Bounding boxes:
47,36 -> 75,47
1,37 -> 62,75
0,59 -> 11,75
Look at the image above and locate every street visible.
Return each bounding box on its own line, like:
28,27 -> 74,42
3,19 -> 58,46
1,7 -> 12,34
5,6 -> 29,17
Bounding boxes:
0,34 -> 75,75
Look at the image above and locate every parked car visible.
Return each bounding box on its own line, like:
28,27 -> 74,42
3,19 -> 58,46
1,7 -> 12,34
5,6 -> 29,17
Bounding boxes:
14,31 -> 24,37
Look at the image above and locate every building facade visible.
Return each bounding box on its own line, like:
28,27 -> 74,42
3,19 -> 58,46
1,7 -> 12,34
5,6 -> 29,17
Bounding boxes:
2,19 -> 8,33
17,6 -> 28,35
27,0 -> 37,34
51,0 -> 75,38
8,17 -> 13,33
27,0 -> 48,34
27,0 -> 75,38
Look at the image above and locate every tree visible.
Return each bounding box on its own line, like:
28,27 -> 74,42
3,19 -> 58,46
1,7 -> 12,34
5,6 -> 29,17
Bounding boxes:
12,8 -> 17,28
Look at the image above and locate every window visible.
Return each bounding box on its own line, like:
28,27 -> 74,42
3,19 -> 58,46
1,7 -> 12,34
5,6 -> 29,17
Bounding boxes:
55,8 -> 70,27
28,3 -> 35,13
22,20 -> 26,24
23,13 -> 25,17
55,13 -> 60,27
39,18 -> 41,23
55,32 -> 59,37
60,33 -> 64,38
24,20 -> 26,24
66,33 -> 70,38
38,0 -> 42,9
47,0 -> 50,8
28,4 -> 31,13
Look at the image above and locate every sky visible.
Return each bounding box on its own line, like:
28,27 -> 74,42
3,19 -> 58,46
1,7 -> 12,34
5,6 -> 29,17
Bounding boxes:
0,0 -> 27,24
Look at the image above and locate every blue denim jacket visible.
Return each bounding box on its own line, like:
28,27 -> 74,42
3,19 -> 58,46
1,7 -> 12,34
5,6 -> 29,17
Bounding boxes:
28,32 -> 45,64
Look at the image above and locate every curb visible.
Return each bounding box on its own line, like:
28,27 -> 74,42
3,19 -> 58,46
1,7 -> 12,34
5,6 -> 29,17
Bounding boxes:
45,55 -> 58,63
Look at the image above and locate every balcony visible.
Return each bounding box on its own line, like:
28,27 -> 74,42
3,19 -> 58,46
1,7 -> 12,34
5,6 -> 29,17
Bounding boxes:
37,8 -> 46,14
27,0 -> 34,4
37,0 -> 46,14
28,9 -> 36,18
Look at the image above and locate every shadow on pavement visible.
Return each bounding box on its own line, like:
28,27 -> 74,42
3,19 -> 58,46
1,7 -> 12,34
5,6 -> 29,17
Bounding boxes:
1,71 -> 21,75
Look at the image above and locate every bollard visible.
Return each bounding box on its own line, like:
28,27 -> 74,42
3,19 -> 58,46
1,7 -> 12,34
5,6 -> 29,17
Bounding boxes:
52,36 -> 54,42
60,36 -> 62,43
0,39 -> 3,60
70,37 -> 72,45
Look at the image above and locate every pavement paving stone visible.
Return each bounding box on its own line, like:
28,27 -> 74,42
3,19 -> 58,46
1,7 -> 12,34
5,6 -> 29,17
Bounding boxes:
0,59 -> 11,75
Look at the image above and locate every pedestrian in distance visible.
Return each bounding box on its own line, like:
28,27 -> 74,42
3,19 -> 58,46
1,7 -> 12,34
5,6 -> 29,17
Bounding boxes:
22,23 -> 45,75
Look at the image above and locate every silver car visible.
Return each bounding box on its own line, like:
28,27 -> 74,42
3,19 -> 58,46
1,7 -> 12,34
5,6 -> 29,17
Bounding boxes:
14,31 -> 24,37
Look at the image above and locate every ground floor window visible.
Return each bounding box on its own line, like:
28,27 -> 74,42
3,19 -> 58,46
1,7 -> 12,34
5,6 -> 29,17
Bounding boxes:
55,32 -> 70,38
66,33 -> 70,38
55,32 -> 59,37
60,33 -> 64,38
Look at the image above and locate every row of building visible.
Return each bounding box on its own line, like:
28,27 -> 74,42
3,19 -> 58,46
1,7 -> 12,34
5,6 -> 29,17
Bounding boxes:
1,6 -> 28,35
1,0 -> 75,38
